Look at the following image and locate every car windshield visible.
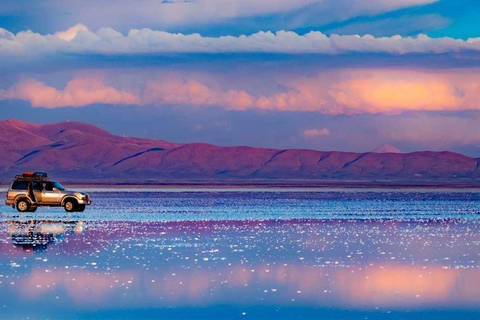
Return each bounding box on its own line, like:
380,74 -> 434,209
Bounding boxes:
52,181 -> 65,191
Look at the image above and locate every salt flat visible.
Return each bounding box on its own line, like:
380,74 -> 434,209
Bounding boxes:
0,190 -> 479,319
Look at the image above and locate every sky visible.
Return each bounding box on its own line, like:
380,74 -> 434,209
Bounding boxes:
1,0 -> 480,156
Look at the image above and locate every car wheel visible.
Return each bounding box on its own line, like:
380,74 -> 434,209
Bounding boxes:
64,200 -> 77,212
77,204 -> 86,212
16,199 -> 30,212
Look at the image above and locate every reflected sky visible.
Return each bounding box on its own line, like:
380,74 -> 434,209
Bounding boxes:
0,191 -> 480,319
2,189 -> 480,221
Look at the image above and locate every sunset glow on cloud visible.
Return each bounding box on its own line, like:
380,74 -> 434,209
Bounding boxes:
329,70 -> 465,113
3,69 -> 479,115
55,23 -> 89,41
0,78 -> 139,108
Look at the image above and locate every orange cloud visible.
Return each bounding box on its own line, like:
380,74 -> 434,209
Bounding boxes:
55,23 -> 89,41
1,77 -> 139,108
141,69 -> 480,114
3,69 -> 480,113
330,70 -> 463,113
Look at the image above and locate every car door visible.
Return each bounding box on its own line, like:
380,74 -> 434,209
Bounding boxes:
32,181 -> 43,203
41,182 -> 61,204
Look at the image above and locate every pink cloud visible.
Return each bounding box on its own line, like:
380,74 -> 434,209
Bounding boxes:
304,128 -> 330,136
142,69 -> 480,114
142,77 -> 327,111
1,77 -> 139,108
3,68 -> 480,113
143,79 -> 254,110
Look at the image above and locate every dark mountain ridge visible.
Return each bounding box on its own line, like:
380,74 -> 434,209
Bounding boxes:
1,119 -> 479,186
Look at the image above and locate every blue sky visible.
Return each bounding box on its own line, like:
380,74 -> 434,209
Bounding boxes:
1,0 -> 480,155
1,0 -> 479,38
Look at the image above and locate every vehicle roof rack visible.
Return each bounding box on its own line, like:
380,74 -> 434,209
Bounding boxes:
14,172 -> 49,181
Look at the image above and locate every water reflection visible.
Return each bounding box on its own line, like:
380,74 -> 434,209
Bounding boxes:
7,220 -> 83,251
0,219 -> 479,318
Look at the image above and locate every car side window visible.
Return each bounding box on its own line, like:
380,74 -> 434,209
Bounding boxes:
11,181 -> 28,190
44,182 -> 54,191
32,181 -> 43,191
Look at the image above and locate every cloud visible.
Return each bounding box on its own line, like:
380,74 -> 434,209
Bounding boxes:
141,75 -> 329,112
304,128 -> 330,136
248,69 -> 480,114
142,79 -> 254,110
0,0 -> 438,32
252,68 -> 480,114
0,28 -> 14,40
329,70 -> 463,113
1,25 -> 480,59
139,68 -> 480,114
55,23 -> 89,41
3,69 -> 480,114
0,77 -> 139,108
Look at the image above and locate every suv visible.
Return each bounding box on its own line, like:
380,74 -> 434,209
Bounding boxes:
5,172 -> 91,213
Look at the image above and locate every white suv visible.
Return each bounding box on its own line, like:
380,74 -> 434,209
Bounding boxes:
5,172 -> 91,212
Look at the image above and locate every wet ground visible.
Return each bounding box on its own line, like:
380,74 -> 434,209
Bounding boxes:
0,189 -> 480,319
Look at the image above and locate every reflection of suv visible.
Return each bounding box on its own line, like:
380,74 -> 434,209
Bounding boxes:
8,220 -> 83,250
5,172 -> 91,213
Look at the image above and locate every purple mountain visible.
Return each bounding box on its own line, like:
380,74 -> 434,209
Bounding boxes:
1,119 -> 479,186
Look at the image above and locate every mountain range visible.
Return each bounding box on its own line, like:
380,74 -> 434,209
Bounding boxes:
1,119 -> 479,187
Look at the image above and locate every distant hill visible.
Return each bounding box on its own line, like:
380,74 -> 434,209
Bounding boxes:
1,119 -> 479,186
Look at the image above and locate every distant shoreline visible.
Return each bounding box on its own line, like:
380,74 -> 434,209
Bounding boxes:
2,181 -> 480,190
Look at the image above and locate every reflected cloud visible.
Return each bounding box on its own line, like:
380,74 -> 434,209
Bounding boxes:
335,265 -> 459,307
18,269 -> 137,305
15,263 -> 480,309
2,219 -> 480,312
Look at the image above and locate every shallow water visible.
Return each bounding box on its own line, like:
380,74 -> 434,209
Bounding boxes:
2,189 -> 480,221
0,189 -> 480,319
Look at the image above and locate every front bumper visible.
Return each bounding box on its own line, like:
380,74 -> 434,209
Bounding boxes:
77,199 -> 92,205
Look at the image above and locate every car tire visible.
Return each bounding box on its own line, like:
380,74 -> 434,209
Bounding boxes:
16,199 -> 30,212
64,199 -> 77,212
77,204 -> 86,212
